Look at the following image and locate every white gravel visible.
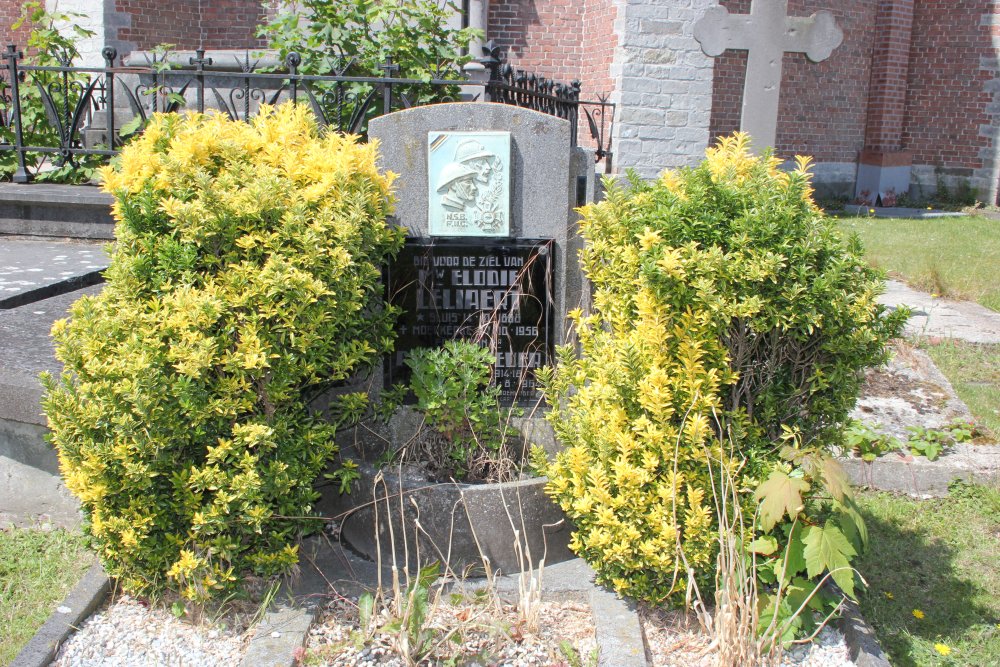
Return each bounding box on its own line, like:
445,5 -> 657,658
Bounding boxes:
304,591 -> 597,666
781,626 -> 855,666
51,595 -> 251,667
47,587 -> 854,666
640,605 -> 856,667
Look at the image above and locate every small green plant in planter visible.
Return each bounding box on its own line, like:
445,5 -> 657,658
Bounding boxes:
400,340 -> 519,482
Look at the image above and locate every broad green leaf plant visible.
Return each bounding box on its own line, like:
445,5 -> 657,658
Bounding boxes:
0,2 -> 104,182
43,103 -> 404,602
537,133 -> 905,642
259,0 -> 481,130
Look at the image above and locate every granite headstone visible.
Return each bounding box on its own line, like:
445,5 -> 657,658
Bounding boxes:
369,102 -> 594,411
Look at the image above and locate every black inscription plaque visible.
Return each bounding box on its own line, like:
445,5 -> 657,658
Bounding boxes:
386,238 -> 554,406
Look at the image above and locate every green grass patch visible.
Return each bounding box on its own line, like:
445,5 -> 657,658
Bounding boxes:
839,215 -> 1000,312
0,526 -> 93,665
920,339 -> 1000,438
854,483 -> 1000,667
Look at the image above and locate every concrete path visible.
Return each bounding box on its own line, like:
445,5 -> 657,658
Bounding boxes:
0,284 -> 102,528
0,237 -> 108,309
880,279 -> 1000,344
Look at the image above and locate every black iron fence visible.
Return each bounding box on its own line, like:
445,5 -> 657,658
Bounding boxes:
0,40 -> 614,183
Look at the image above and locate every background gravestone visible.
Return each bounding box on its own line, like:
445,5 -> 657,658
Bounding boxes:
370,103 -> 594,424
693,0 -> 843,152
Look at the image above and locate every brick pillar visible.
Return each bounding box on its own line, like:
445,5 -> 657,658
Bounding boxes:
856,0 -> 915,204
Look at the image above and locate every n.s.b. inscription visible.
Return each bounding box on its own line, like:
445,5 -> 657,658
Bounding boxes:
386,239 -> 553,406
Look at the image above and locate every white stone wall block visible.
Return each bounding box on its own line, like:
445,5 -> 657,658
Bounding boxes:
47,0 -> 106,68
621,107 -> 666,126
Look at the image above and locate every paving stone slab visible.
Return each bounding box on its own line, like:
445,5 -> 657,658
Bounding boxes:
0,184 -> 115,239
0,237 -> 108,309
845,342 -> 1000,496
851,344 -> 974,442
0,286 -> 99,527
0,284 -> 104,424
0,183 -> 111,206
239,605 -> 315,667
880,279 -> 1000,344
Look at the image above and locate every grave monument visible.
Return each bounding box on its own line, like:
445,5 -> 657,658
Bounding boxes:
694,0 -> 844,152
371,103 -> 595,411
323,103 -> 596,573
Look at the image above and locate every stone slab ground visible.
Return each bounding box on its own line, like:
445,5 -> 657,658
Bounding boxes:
0,184 -> 115,239
0,237 -> 108,310
880,279 -> 1000,344
845,342 -> 1000,496
0,284 -> 102,527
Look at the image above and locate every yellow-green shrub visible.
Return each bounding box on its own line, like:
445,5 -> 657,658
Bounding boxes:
539,134 -> 904,604
42,104 -> 404,601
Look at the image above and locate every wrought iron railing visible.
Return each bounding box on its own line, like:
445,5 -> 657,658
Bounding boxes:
0,40 -> 614,183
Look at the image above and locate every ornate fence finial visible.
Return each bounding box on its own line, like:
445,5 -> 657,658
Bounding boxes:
379,55 -> 400,78
102,46 -> 117,67
478,39 -> 502,81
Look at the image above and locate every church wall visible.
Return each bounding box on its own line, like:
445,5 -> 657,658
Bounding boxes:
110,0 -> 202,52
706,0 -> 1000,202
0,0 -> 44,54
611,0 -> 717,177
580,0 -> 618,103
708,0 -> 877,165
487,0 -> 585,86
198,0 -> 268,51
105,0 -> 266,56
903,0 -> 998,201
488,0 -> 620,160
51,0 -> 107,67
579,0 -> 619,158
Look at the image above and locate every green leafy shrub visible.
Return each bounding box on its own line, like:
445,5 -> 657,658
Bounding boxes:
843,418 -> 975,463
400,340 -> 517,482
0,2 -> 103,182
843,420 -> 900,462
260,0 -> 481,129
538,134 -> 904,613
42,103 -> 404,602
905,419 -> 974,461
261,0 -> 478,78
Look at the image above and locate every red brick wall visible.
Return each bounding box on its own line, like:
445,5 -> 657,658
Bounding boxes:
579,0 -> 617,155
580,0 -> 617,102
489,0 -> 618,156
902,0 -> 993,171
488,0 -> 584,87
864,0 -> 914,152
709,0 -> 877,162
200,0 -> 267,50
112,0 -> 266,52
0,0 -> 35,52
114,0 -> 202,51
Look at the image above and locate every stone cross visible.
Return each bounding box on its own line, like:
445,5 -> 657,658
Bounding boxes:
694,0 -> 843,151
